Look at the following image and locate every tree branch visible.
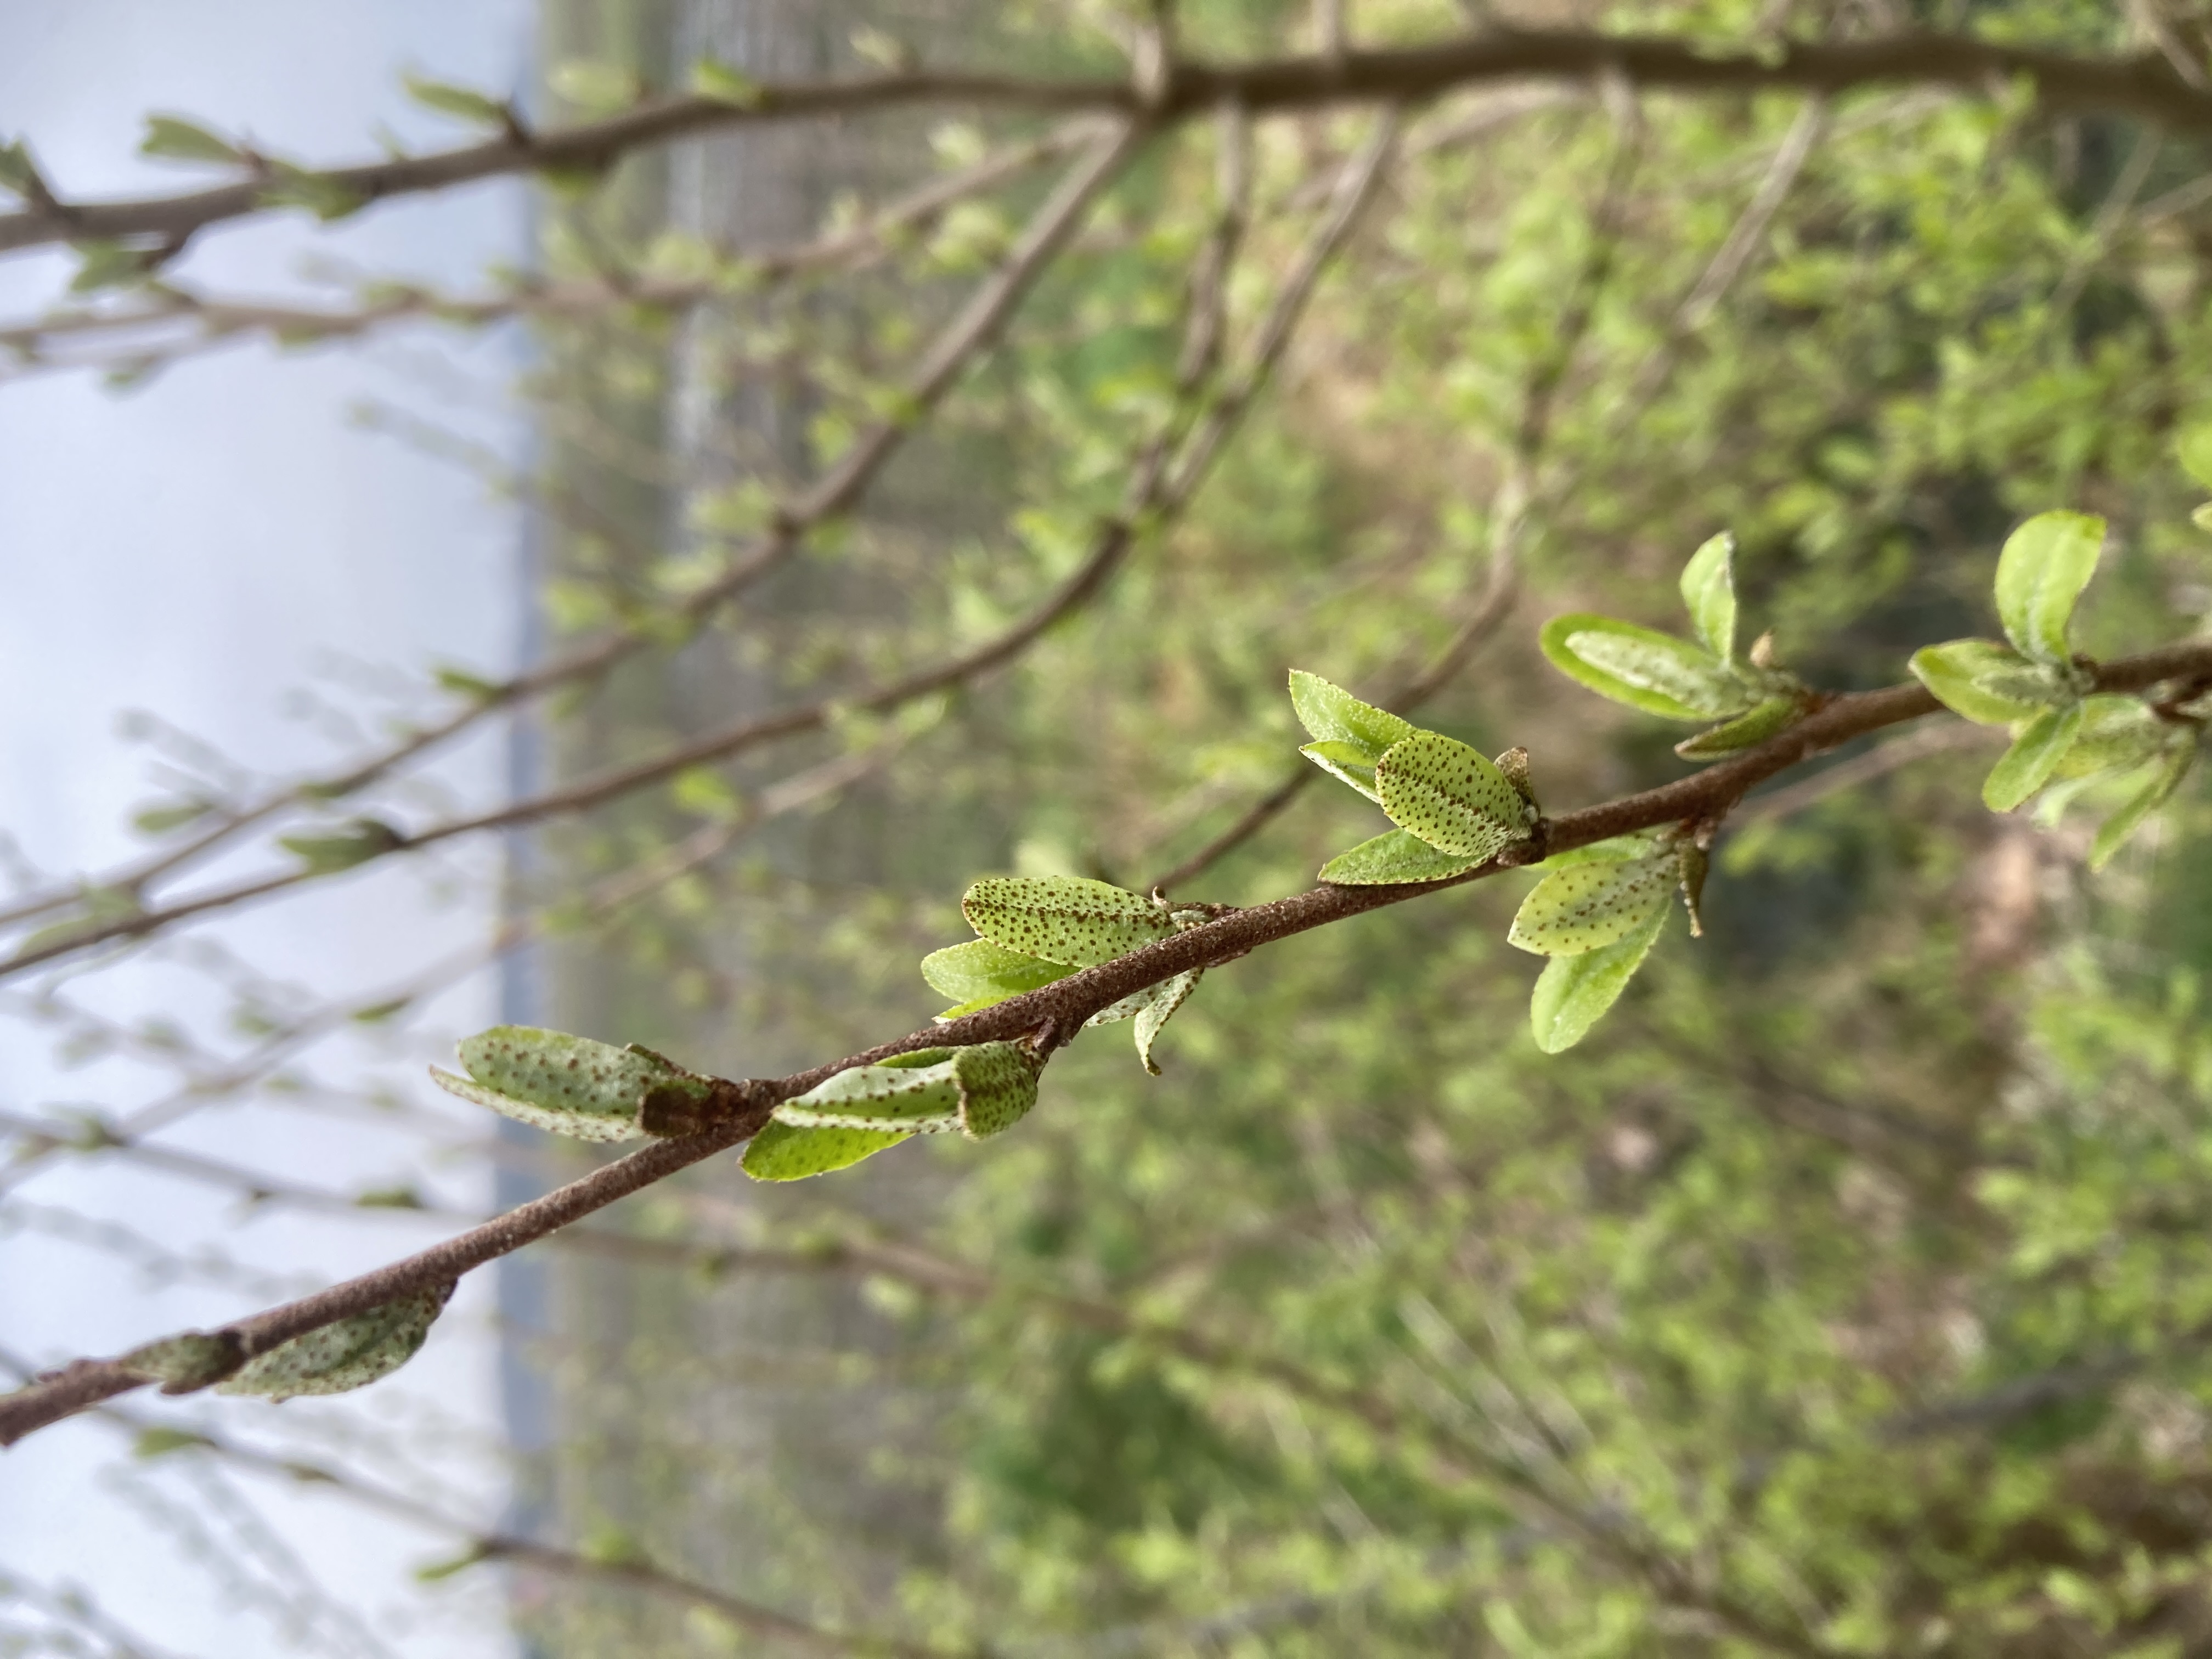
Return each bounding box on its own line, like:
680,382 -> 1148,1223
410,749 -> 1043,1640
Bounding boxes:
8,640 -> 2208,1449
1,31 -> 2204,259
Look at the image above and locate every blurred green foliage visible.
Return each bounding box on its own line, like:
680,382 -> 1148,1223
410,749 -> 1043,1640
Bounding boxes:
508,0 -> 2212,1651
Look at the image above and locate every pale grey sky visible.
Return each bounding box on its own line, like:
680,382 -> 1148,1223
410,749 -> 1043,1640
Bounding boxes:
0,4 -> 535,1655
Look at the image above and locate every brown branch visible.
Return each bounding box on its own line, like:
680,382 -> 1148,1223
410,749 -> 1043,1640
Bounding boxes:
10,641 -> 2210,1449
2,31 -> 2208,258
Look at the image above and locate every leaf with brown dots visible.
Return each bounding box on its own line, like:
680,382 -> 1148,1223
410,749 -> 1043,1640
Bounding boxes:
961,877 -> 1176,967
950,1041 -> 1043,1137
772,1053 -> 966,1133
429,1025 -> 709,1142
1528,901 -> 1669,1053
1373,732 -> 1534,860
741,1120 -> 911,1181
216,1284 -> 453,1401
1509,853 -> 1676,956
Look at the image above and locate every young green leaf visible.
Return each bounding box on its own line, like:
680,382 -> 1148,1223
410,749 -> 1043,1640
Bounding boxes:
1528,902 -> 1668,1054
2052,696 -> 2166,780
1509,854 -> 1675,956
139,115 -> 241,165
1533,831 -> 1666,869
1982,701 -> 2088,812
1131,970 -> 1199,1076
402,75 -> 511,127
1374,732 -> 1534,860
279,819 -> 404,874
741,1119 -> 910,1181
429,1026 -> 708,1142
919,939 -> 1074,1013
949,1041 -> 1042,1136
1674,695 -> 1801,760
1679,532 -> 1737,663
1318,830 -> 1486,885
1087,970 -> 1203,1074
119,1332 -> 238,1392
1288,671 -> 1416,802
2090,743 -> 2196,869
1909,640 -> 2065,726
962,877 -> 1175,967
1539,615 -> 1753,721
690,58 -> 764,106
216,1285 -> 453,1401
1994,510 -> 2104,666
774,1058 -> 966,1133
70,240 -> 157,295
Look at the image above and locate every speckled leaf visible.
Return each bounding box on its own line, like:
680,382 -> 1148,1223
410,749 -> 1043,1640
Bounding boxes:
741,1119 -> 910,1181
1674,695 -> 1801,760
429,1025 -> 708,1142
120,1332 -> 237,1392
1509,855 -> 1674,956
1290,673 -> 1416,802
773,1056 -> 965,1132
920,939 -> 1073,1015
962,877 -> 1174,967
217,1285 -> 453,1401
1375,733 -> 1533,860
1539,615 -> 1753,721
1132,970 -> 1200,1076
1529,901 -> 1668,1054
2091,743 -> 2196,869
1679,532 -> 1737,663
1909,639 -> 2065,726
1319,830 -> 1486,885
1995,510 -> 2103,665
1983,700 -> 2087,811
950,1041 -> 1042,1137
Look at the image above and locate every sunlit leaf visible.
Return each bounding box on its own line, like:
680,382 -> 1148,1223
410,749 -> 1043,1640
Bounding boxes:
1288,671 -> 1415,802
1994,510 -> 2103,666
1539,614 -> 1752,721
1679,532 -> 1737,663
1910,639 -> 2065,726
